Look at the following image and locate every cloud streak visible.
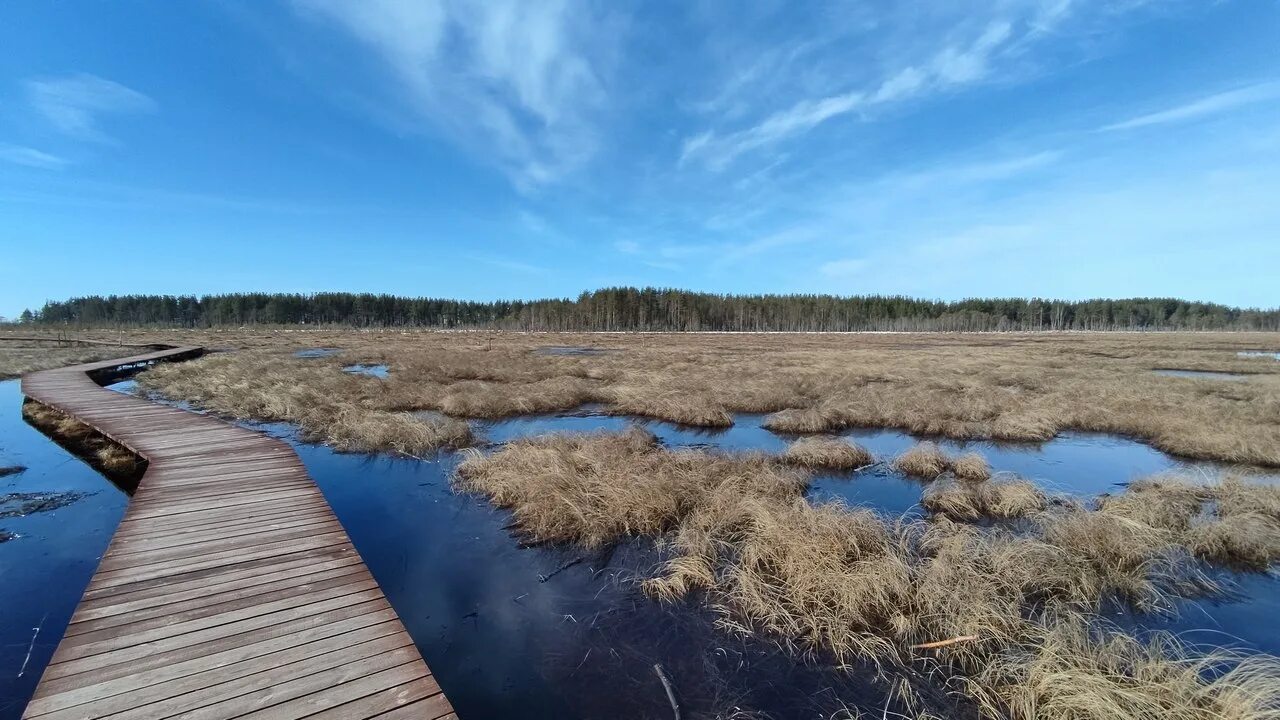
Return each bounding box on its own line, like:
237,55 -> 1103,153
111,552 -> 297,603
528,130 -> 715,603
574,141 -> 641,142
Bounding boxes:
680,17 -> 1021,171
25,74 -> 155,142
1102,80 -> 1280,131
0,144 -> 69,169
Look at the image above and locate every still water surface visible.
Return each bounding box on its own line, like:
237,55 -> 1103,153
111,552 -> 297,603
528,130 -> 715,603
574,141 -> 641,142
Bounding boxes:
2,380 -> 1278,718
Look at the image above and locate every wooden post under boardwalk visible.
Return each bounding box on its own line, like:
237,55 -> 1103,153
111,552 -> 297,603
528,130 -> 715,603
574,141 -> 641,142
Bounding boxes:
19,347 -> 455,720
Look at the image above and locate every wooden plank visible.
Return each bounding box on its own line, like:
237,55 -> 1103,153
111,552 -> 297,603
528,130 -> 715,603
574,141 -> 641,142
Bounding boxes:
18,348 -> 455,720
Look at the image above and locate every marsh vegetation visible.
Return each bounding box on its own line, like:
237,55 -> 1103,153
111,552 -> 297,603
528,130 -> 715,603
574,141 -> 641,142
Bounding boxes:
0,338 -> 137,380
458,430 -> 1280,718
8,329 -> 1280,717
102,330 -> 1280,466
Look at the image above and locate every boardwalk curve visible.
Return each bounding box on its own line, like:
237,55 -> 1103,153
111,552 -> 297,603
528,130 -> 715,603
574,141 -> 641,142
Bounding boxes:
20,347 -> 455,720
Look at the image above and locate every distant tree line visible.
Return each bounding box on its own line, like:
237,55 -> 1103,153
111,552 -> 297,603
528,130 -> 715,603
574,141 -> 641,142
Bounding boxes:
19,288 -> 1280,332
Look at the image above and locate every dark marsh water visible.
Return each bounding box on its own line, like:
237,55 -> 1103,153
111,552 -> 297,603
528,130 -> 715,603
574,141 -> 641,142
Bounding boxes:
2,380 -> 1279,718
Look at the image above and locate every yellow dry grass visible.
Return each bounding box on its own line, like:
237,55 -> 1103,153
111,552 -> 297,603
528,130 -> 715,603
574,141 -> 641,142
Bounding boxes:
457,430 -> 1280,718
970,613 -> 1280,720
921,476 -> 1047,521
780,437 -> 873,470
24,328 -> 1276,466
0,344 -> 132,380
953,452 -> 993,481
893,442 -> 951,478
136,351 -> 472,455
1098,475 -> 1280,571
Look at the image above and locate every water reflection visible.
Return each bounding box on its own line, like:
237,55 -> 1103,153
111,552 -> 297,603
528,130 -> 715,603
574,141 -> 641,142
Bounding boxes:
4,381 -> 1278,719
343,363 -> 389,378
1154,369 -> 1247,381
0,381 -> 127,718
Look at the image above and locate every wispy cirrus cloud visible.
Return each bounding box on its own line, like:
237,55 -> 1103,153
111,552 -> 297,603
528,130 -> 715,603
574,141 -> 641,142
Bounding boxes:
1102,80 -> 1280,131
0,144 -> 69,169
293,0 -> 619,190
24,74 -> 155,143
678,2 -> 1169,172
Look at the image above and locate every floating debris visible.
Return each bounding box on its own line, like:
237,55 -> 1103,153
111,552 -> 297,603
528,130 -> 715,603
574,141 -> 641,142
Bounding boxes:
0,491 -> 90,519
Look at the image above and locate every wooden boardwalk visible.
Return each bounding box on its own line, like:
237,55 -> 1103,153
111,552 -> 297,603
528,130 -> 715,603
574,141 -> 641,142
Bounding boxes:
20,347 -> 455,720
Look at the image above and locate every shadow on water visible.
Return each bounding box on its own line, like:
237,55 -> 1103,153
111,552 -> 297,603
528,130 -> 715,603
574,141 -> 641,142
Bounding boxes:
4,380 -> 1279,718
0,380 -> 128,719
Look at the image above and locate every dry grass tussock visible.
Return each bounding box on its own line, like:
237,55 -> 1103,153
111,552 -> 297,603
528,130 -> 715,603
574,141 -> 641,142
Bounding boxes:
781,437 -> 873,470
87,329 -> 1280,466
1098,475 -> 1280,570
455,426 -> 806,548
893,442 -> 951,478
21,400 -> 145,478
457,430 -> 1280,717
895,443 -> 996,481
970,613 -> 1280,720
921,477 -> 1047,522
137,352 -> 473,455
952,452 -> 992,481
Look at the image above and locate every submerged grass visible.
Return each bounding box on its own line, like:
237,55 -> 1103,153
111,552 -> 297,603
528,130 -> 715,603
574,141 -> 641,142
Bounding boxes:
21,400 -> 146,483
456,429 -> 1280,719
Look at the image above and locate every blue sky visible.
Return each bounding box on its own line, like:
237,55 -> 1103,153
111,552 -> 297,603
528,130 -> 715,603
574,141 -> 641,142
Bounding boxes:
1,1 -> 1278,318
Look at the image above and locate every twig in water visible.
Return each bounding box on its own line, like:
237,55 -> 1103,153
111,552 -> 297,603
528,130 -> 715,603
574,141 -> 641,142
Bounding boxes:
18,613 -> 48,678
538,555 -> 584,583
853,461 -> 883,473
653,662 -> 681,720
910,634 -> 979,650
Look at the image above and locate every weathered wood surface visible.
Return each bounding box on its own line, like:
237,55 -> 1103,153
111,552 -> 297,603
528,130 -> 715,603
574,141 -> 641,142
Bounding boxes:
20,348 -> 454,720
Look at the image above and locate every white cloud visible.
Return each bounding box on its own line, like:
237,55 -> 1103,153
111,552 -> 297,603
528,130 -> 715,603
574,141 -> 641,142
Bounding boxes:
1102,81 -> 1280,131
0,144 -> 69,169
294,0 -> 615,189
681,18 -> 1020,171
614,239 -> 640,254
25,74 -> 155,142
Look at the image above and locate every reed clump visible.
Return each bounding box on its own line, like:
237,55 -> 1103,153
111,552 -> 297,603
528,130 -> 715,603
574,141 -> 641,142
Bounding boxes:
1097,475 -> 1280,570
455,427 -> 806,548
893,442 -> 952,478
781,437 -> 873,470
952,452 -> 992,481
921,477 -> 1047,522
970,613 -> 1280,720
456,430 -> 1280,718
